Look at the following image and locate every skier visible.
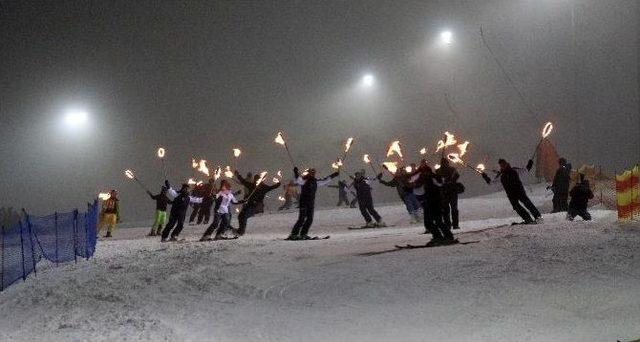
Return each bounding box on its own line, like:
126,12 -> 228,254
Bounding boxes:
350,170 -> 386,228
278,180 -> 298,211
197,178 -> 216,225
161,182 -> 203,242
412,160 -> 456,246
188,182 -> 206,225
200,180 -> 245,241
146,186 -> 169,236
497,159 -> 542,224
567,173 -> 594,221
100,189 -> 120,238
235,170 -> 281,236
436,158 -> 463,230
286,167 -> 339,240
378,165 -> 422,222
329,180 -> 356,207
549,157 -> 571,213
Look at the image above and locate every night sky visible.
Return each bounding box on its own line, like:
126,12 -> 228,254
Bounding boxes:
1,0 -> 638,222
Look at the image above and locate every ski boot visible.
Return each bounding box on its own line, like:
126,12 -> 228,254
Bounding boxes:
535,217 -> 544,224
285,234 -> 301,241
375,221 -> 387,228
147,229 -> 156,237
104,231 -> 112,238
169,236 -> 179,242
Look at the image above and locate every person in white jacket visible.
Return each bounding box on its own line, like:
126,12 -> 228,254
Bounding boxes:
200,180 -> 245,241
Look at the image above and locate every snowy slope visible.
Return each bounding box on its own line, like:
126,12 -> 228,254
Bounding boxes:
1,186 -> 639,342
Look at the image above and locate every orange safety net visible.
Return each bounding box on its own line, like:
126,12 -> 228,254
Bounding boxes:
616,165 -> 640,221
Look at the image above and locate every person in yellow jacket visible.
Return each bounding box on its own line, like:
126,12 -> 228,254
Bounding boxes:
100,189 -> 120,238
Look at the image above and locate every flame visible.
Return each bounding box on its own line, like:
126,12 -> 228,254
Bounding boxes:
124,169 -> 135,179
187,178 -> 197,185
192,159 -> 198,169
278,196 -> 285,202
302,169 -> 309,176
256,171 -> 268,185
277,170 -> 282,178
197,181 -> 203,186
382,162 -> 398,174
331,158 -> 344,170
420,147 -> 427,155
344,137 -> 354,153
235,208 -> 240,213
224,166 -> 234,178
447,153 -> 463,164
98,192 -> 111,200
542,122 -> 553,138
386,140 -> 403,159
435,164 -> 441,170
274,131 -> 286,145
444,131 -> 457,147
405,166 -> 413,173
214,166 -> 222,180
457,141 -> 470,157
436,140 -> 446,152
233,148 -> 242,158
363,154 -> 371,163
476,163 -> 486,172
197,159 -> 210,176
272,177 -> 280,183
157,147 -> 165,158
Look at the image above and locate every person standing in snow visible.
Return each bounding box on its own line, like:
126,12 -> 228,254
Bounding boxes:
100,189 -> 120,238
549,157 -> 571,213
350,169 -> 386,228
161,182 -> 203,242
196,178 -> 216,225
286,167 -> 339,240
497,159 -> 542,224
412,160 -> 456,245
278,180 -> 299,210
200,180 -> 245,241
378,165 -> 422,223
329,180 -> 357,207
188,182 -> 206,225
235,170 -> 281,236
567,173 -> 594,221
436,158 -> 463,230
146,186 -> 169,236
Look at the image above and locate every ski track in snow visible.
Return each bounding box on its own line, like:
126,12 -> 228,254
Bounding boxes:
1,186 -> 639,342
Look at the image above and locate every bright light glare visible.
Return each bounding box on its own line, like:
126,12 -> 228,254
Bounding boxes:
65,110 -> 88,126
440,30 -> 453,45
362,74 -> 374,87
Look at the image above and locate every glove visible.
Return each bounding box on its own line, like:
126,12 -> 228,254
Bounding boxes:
293,167 -> 300,178
377,173 -> 383,180
382,164 -> 388,170
526,159 -> 534,171
164,180 -> 170,188
481,172 -> 491,185
329,172 -> 339,179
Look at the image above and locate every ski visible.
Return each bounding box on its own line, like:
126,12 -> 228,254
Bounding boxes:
281,235 -> 330,241
395,240 -> 479,249
348,225 -> 394,230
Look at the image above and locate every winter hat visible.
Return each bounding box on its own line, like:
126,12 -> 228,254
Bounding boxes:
559,157 -> 567,166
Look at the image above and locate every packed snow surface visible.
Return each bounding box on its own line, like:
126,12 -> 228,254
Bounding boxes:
1,186 -> 639,341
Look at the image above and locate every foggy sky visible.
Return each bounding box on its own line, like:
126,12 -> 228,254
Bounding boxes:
1,0 -> 638,222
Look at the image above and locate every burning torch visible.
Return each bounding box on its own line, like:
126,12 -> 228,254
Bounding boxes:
527,121 -> 554,171
363,154 -> 378,175
447,154 -> 491,184
157,147 -> 167,180
275,131 -> 295,167
386,140 -> 404,161
124,169 -> 150,192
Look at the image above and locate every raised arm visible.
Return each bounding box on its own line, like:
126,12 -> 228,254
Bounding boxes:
317,172 -> 340,187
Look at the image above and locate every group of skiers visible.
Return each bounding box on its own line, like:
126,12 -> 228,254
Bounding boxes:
99,156 -> 594,246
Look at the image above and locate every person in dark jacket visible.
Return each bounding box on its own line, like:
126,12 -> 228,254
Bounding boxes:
235,170 -> 281,236
287,167 -> 339,240
161,182 -> 203,242
197,178 -> 216,225
379,166 -> 422,222
498,159 -> 542,224
436,158 -> 462,230
549,157 -> 571,213
188,182 -> 206,225
412,160 -> 456,246
146,186 -> 169,236
350,170 -> 385,228
567,173 -> 594,221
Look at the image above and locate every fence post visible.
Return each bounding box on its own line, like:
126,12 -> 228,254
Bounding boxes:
19,220 -> 26,282
54,212 -> 59,266
1,225 -> 4,291
84,211 -> 89,259
73,209 -> 78,264
22,209 -> 37,276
